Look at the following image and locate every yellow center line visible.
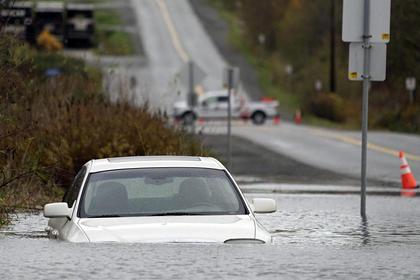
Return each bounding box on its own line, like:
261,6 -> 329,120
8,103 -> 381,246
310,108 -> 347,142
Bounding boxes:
156,0 -> 189,63
311,128 -> 420,162
155,0 -> 205,96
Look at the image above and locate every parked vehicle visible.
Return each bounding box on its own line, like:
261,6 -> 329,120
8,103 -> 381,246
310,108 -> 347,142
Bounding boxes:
173,90 -> 279,125
44,156 -> 276,243
34,2 -> 65,41
65,4 -> 95,47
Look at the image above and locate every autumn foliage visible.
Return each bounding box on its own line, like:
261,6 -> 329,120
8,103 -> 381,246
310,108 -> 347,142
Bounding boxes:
213,0 -> 420,131
0,37 -> 205,211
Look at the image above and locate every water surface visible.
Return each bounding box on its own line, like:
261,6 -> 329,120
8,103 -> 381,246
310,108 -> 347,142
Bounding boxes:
1,193 -> 419,279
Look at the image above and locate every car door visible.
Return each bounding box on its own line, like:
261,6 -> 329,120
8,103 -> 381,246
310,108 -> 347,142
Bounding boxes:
198,96 -> 219,119
213,95 -> 242,119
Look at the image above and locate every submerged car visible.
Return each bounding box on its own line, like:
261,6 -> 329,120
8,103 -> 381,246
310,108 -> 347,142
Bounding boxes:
44,156 -> 276,243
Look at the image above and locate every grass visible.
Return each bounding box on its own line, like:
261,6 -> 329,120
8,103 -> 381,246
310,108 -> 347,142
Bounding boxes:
95,29 -> 135,56
95,9 -> 122,26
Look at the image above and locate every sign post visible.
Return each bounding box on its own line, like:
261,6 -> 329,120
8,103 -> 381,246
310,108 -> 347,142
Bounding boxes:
177,61 -> 206,133
223,67 -> 240,170
360,0 -> 371,218
342,0 -> 391,218
188,61 -> 196,133
227,68 -> 234,170
406,77 -> 416,104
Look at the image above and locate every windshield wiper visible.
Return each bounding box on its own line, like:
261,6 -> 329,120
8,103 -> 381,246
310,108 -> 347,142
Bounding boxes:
87,214 -> 121,218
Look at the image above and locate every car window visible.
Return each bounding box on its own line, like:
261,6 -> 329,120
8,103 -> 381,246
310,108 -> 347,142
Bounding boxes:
63,166 -> 87,208
202,96 -> 217,106
78,168 -> 248,218
217,96 -> 228,103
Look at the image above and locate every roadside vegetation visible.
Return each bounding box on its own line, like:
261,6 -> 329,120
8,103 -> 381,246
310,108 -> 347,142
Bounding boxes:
94,8 -> 136,56
210,0 -> 420,133
95,29 -> 135,56
0,37 -> 205,225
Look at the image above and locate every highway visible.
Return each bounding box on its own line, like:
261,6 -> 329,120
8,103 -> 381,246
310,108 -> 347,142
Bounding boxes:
129,0 -> 420,186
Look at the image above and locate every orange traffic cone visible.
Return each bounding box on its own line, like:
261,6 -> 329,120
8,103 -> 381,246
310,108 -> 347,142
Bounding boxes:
399,151 -> 419,189
273,115 -> 281,125
294,109 -> 302,125
198,117 -> 205,125
401,189 -> 416,197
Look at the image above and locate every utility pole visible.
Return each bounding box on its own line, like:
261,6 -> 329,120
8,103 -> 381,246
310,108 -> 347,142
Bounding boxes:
329,0 -> 336,93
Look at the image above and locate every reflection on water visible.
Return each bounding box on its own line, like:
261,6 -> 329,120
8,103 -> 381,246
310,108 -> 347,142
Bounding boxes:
1,193 -> 420,279
360,217 -> 370,245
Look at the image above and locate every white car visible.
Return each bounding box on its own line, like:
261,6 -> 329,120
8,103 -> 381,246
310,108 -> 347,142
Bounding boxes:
44,156 -> 276,243
173,90 -> 279,125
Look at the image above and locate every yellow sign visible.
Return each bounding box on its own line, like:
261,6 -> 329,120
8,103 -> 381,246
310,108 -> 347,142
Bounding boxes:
350,72 -> 358,80
382,33 -> 390,41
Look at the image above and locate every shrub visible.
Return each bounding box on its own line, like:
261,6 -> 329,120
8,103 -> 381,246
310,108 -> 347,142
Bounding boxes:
305,92 -> 347,123
375,105 -> 420,132
0,37 -> 205,213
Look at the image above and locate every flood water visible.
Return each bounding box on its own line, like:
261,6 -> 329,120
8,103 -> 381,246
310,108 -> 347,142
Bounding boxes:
1,191 -> 420,279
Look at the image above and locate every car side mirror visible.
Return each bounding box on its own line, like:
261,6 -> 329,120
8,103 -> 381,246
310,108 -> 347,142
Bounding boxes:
252,198 -> 276,213
44,202 -> 72,219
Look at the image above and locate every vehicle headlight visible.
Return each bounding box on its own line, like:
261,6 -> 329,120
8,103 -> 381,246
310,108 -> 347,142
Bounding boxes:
224,239 -> 265,244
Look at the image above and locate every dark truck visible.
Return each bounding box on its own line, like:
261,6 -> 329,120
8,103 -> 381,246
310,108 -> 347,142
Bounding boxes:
0,1 -> 34,42
65,3 -> 95,47
34,2 -> 65,41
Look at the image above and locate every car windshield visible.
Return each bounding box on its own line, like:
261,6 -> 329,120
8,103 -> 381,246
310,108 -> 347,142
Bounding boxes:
78,168 -> 248,218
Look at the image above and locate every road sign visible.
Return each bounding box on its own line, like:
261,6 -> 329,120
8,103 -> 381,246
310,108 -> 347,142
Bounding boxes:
406,77 -> 416,91
223,67 -> 240,90
285,64 -> 293,75
406,77 -> 416,104
342,0 -> 391,43
348,43 -> 387,81
45,68 -> 61,77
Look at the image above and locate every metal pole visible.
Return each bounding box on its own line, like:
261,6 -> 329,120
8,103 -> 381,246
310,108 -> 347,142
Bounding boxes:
329,0 -> 336,93
227,68 -> 233,170
409,90 -> 414,104
188,61 -> 195,134
361,0 -> 371,218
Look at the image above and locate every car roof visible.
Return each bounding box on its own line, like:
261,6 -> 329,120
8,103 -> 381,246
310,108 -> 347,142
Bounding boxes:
36,2 -> 64,12
203,90 -> 228,98
67,3 -> 94,11
88,156 -> 226,173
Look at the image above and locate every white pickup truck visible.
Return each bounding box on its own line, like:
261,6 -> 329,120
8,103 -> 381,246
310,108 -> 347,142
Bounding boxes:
173,90 -> 279,125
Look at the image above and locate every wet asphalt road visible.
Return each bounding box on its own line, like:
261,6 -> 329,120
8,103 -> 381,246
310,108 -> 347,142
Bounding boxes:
201,134 -> 360,186
126,0 -> 420,186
